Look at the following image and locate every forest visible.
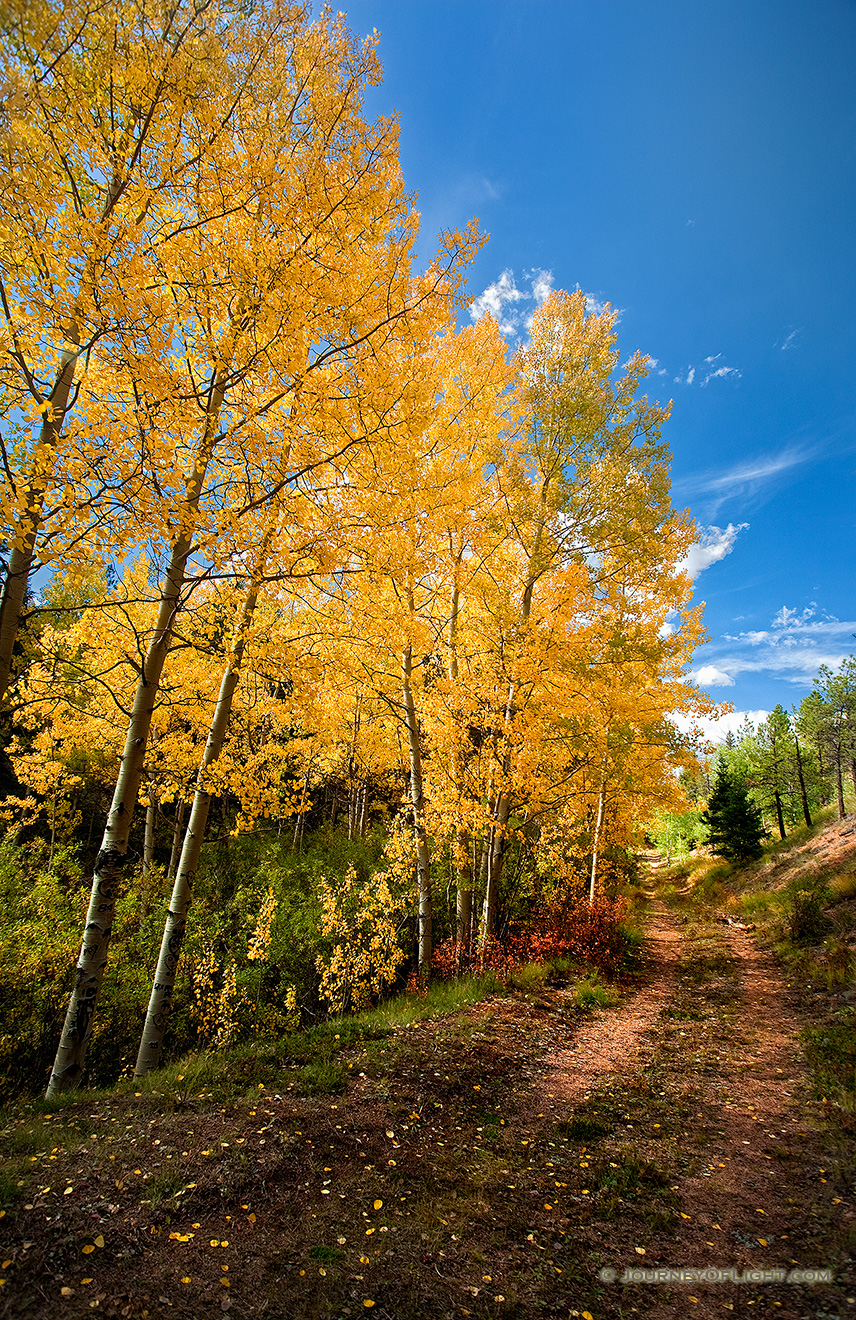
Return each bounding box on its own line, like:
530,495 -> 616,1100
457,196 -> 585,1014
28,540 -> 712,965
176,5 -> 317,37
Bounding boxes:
0,0 -> 718,1101
1,4 -> 855,1317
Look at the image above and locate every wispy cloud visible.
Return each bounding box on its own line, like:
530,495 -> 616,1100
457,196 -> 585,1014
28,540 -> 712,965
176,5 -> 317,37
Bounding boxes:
779,328 -> 801,351
675,446 -> 810,517
695,603 -> 856,693
673,352 -> 741,387
468,268 -> 557,338
678,522 -> 748,580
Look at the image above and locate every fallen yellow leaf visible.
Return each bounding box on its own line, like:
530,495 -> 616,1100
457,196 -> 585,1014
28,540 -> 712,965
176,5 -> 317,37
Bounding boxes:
93,1236 -> 104,1249
82,1245 -> 95,1255
373,1200 -> 383,1210
81,1278 -> 93,1285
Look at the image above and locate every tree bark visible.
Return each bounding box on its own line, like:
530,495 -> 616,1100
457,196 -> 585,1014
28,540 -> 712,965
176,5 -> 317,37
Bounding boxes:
0,170 -> 126,707
358,776 -> 368,836
402,644 -> 432,974
135,569 -> 263,1075
143,784 -> 157,873
836,750 -> 845,820
480,824 -> 498,941
167,798 -> 186,881
455,846 -> 472,964
0,341 -> 81,704
589,775 -> 606,906
447,568 -> 472,962
793,731 -> 812,827
773,789 -> 786,842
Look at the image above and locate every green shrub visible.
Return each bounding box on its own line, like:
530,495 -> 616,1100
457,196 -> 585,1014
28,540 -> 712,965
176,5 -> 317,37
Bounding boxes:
787,887 -> 832,945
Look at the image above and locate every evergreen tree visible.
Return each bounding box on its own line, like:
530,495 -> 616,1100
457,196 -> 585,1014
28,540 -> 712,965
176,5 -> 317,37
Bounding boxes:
701,758 -> 765,863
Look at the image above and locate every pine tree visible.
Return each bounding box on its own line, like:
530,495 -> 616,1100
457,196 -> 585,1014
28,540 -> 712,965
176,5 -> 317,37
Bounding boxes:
702,759 -> 765,863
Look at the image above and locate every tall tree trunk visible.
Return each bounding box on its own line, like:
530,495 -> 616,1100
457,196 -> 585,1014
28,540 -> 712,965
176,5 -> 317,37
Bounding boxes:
167,798 -> 186,881
358,776 -> 368,836
589,775 -> 606,905
0,173 -> 125,707
455,847 -> 472,964
480,824 -> 498,941
836,749 -> 845,820
773,789 -> 786,841
46,379 -> 226,1097
402,644 -> 432,974
447,568 -> 473,962
793,732 -> 812,827
0,342 -> 80,705
292,763 -> 312,852
143,785 -> 157,873
135,570 -> 263,1075
850,757 -> 856,809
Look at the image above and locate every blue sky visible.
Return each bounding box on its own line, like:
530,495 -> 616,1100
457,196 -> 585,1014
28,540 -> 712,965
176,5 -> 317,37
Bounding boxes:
342,0 -> 856,739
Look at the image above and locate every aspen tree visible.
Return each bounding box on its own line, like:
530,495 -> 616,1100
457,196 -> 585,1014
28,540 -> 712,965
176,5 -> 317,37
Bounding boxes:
47,6 -> 476,1092
0,0 -> 288,703
478,290 -> 676,930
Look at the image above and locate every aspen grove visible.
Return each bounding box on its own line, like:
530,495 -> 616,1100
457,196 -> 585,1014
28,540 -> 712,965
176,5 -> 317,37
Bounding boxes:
0,0 -> 712,1098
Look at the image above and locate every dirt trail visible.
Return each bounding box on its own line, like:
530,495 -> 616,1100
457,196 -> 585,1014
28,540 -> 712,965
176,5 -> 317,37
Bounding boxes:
522,907 -> 682,1110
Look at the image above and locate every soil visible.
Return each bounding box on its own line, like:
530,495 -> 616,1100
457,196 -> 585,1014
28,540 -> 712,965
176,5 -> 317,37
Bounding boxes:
1,891 -> 854,1320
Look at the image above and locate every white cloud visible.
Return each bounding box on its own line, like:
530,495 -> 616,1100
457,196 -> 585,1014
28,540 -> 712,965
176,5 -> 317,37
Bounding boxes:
469,268 -> 526,326
780,328 -> 801,351
468,268 -> 557,338
678,522 -> 748,580
702,364 -> 741,386
531,269 -> 554,304
672,709 -> 770,744
671,352 -> 741,387
693,664 -> 734,687
691,603 -> 856,694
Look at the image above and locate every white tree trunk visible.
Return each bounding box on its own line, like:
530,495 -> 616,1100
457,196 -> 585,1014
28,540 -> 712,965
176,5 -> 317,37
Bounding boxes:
135,570 -> 263,1075
589,775 -> 606,906
402,644 -> 432,973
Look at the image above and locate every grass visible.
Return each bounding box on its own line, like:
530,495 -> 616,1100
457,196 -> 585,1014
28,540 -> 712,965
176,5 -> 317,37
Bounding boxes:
574,975 -> 619,1010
